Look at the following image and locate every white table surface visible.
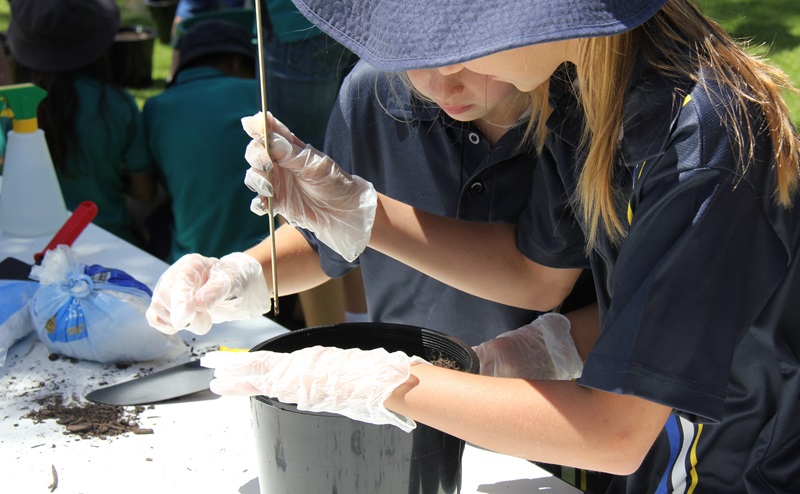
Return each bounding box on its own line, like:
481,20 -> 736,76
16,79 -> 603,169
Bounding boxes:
0,223 -> 580,494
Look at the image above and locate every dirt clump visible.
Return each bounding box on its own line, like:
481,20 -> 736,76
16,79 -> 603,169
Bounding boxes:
25,394 -> 153,440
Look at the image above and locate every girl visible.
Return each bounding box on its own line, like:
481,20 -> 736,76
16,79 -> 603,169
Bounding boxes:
152,0 -> 800,491
7,0 -> 156,246
145,57 -> 591,348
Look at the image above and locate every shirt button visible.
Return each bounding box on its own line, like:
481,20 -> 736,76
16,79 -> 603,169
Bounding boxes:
468,132 -> 480,144
469,181 -> 485,195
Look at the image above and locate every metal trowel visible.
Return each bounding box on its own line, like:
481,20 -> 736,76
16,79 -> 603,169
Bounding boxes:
86,347 -> 247,405
86,360 -> 216,406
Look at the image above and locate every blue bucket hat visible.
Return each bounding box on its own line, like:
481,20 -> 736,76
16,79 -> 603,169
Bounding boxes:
291,0 -> 668,71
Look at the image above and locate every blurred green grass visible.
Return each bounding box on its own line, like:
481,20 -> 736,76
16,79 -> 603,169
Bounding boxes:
0,1 -> 796,124
697,0 -> 800,125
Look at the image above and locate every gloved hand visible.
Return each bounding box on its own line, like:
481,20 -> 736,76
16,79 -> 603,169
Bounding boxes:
241,111 -> 378,262
473,313 -> 583,380
201,345 -> 428,432
146,253 -> 271,335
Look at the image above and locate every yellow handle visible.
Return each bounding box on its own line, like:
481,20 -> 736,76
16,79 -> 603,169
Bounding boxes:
219,346 -> 248,352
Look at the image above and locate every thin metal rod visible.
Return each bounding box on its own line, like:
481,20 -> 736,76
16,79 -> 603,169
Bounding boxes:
254,0 -> 279,315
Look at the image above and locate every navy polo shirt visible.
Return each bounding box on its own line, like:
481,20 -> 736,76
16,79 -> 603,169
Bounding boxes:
519,62 -> 800,491
300,61 -> 543,345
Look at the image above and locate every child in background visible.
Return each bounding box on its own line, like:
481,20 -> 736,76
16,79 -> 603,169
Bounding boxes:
168,0 -> 246,79
143,20 -> 264,263
6,0 -> 156,246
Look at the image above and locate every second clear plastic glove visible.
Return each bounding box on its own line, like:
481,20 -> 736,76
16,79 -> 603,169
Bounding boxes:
146,253 -> 271,335
473,313 -> 583,380
201,345 -> 428,432
241,112 -> 378,262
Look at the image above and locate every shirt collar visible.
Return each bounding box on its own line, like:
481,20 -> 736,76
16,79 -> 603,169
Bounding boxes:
171,67 -> 229,86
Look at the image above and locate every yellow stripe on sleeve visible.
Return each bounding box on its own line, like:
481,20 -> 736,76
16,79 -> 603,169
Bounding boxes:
686,423 -> 703,494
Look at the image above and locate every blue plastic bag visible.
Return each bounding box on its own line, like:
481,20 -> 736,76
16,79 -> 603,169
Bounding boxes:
0,279 -> 38,366
29,246 -> 185,363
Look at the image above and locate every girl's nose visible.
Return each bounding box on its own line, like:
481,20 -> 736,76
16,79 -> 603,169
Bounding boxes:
428,70 -> 464,100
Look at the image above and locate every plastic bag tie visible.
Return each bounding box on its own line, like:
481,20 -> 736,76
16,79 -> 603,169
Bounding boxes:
68,273 -> 94,298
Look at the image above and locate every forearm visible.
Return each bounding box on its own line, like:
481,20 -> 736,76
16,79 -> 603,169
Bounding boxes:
386,364 -> 671,475
369,194 -> 581,310
245,224 -> 330,296
125,170 -> 157,203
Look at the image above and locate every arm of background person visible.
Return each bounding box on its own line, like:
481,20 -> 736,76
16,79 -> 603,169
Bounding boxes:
386,364 -> 671,475
125,169 -> 158,203
245,223 -> 332,296
369,194 -> 583,312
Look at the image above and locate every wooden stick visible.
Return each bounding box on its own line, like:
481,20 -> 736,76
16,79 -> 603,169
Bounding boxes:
254,0 -> 279,315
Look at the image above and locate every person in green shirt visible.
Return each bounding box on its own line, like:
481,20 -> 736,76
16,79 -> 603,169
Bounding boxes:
6,0 -> 156,246
144,20 -> 267,264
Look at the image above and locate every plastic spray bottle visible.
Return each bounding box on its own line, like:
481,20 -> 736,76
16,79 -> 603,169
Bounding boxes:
0,83 -> 68,236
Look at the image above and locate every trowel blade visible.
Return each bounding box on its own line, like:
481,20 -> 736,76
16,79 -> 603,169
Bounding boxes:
86,360 -> 216,406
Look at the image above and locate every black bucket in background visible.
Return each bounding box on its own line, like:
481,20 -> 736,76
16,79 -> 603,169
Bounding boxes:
109,25 -> 155,89
250,322 -> 480,494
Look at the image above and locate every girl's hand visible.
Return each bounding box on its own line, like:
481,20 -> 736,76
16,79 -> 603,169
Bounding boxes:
473,313 -> 583,380
146,253 -> 271,335
241,112 -> 378,262
202,345 -> 428,432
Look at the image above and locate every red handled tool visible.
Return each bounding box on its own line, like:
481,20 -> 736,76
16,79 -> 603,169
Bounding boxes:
33,201 -> 97,264
0,201 -> 97,281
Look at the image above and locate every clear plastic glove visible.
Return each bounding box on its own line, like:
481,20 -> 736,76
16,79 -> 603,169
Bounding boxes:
202,345 -> 428,432
473,313 -> 583,380
241,111 -> 378,262
146,253 -> 271,335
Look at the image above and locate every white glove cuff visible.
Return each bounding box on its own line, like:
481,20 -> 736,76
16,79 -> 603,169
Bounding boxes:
320,176 -> 377,262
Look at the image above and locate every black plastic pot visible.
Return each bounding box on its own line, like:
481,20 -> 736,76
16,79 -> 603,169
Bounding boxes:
143,0 -> 178,45
250,323 -> 480,494
109,25 -> 155,88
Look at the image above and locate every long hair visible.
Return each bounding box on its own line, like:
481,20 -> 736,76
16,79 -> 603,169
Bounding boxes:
12,54 -> 136,178
571,0 -> 799,248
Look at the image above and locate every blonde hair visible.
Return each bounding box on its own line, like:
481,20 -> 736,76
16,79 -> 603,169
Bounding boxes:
570,0 -> 800,248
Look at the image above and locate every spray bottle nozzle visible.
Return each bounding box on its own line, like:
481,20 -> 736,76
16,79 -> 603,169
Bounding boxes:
0,83 -> 48,133
0,98 -> 11,118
